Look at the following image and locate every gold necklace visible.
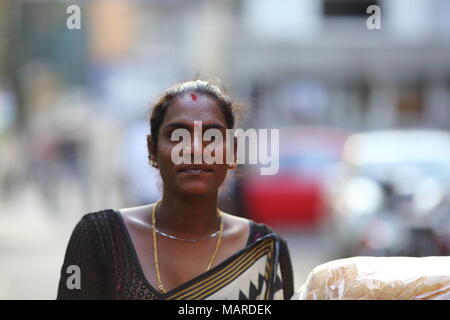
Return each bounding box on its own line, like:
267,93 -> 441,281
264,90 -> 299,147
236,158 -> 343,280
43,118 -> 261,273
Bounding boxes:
151,200 -> 224,294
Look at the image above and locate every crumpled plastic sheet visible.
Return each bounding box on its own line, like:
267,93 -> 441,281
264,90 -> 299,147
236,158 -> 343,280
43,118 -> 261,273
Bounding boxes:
293,256 -> 450,300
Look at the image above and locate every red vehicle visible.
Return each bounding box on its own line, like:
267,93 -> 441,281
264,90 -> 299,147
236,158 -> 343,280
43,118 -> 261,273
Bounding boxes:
241,126 -> 350,229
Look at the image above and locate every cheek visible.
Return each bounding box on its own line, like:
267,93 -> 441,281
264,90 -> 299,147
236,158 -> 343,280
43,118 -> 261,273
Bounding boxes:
155,142 -> 177,170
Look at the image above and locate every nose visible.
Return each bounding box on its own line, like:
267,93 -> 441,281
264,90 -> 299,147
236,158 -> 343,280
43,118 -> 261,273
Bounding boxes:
193,120 -> 203,157
193,121 -> 204,164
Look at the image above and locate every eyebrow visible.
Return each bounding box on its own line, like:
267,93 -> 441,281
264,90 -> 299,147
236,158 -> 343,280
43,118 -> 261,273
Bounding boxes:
165,122 -> 226,130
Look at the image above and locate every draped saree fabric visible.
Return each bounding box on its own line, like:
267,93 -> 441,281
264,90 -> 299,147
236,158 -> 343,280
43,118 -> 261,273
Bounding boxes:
57,209 -> 294,300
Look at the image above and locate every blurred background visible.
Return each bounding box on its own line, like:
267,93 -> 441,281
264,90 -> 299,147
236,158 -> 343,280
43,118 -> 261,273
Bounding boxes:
1,0 -> 450,299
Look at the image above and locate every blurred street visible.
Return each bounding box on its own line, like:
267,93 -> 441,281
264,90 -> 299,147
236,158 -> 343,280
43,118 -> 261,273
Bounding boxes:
0,185 -> 79,299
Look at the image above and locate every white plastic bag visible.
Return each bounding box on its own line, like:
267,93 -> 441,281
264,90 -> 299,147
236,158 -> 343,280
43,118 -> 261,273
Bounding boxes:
294,256 -> 450,300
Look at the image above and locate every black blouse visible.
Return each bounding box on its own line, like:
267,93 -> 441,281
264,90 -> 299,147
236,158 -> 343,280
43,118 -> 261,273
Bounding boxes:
56,209 -> 294,299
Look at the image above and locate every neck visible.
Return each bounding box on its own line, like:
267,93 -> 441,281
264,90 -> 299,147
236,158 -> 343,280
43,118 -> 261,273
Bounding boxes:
154,192 -> 221,238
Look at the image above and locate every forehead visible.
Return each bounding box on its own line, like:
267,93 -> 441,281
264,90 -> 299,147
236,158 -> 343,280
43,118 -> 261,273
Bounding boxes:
161,93 -> 227,127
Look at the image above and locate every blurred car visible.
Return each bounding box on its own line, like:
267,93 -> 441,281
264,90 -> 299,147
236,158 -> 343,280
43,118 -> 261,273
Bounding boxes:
241,126 -> 350,229
329,129 -> 450,257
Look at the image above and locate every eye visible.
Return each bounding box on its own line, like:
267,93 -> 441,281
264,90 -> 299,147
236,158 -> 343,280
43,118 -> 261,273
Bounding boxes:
167,133 -> 177,142
167,130 -> 176,139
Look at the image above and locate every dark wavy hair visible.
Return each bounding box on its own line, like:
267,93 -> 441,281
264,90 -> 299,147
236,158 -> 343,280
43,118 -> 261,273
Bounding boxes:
149,79 -> 241,150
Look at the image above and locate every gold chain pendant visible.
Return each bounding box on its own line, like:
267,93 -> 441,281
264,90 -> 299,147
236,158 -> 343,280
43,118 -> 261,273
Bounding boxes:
151,200 -> 223,294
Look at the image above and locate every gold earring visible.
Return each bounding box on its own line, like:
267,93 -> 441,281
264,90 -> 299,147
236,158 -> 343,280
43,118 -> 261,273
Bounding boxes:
150,160 -> 158,168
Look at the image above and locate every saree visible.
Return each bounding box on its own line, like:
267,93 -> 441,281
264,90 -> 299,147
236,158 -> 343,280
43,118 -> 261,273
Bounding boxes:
57,209 -> 294,300
158,233 -> 293,300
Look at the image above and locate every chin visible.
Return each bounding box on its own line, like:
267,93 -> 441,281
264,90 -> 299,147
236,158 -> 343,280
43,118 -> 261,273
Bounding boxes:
177,182 -> 218,196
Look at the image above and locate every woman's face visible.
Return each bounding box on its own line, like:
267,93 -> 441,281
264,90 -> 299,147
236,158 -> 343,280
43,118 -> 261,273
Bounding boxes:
149,93 -> 233,196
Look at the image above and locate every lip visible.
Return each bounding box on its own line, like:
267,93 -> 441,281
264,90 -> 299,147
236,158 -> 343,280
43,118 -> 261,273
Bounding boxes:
179,169 -> 213,175
177,164 -> 214,173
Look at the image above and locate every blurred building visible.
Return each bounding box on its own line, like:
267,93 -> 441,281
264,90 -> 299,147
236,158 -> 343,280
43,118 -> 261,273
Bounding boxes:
2,0 -> 449,129
235,0 -> 450,131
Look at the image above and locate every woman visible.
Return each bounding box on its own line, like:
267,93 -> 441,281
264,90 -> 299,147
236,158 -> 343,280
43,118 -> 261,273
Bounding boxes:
57,80 -> 294,300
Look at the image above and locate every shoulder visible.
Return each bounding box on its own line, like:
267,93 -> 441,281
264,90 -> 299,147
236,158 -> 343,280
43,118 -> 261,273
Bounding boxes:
221,212 -> 249,234
220,212 -> 283,244
70,208 -> 120,244
244,218 -> 288,246
66,209 -> 123,256
115,203 -> 153,227
79,208 -> 119,229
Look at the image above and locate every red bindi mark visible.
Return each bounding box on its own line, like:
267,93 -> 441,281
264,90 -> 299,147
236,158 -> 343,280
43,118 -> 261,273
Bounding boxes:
190,93 -> 197,101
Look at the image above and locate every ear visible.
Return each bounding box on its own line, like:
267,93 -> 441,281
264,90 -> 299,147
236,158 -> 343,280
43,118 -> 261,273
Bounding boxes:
147,134 -> 157,161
